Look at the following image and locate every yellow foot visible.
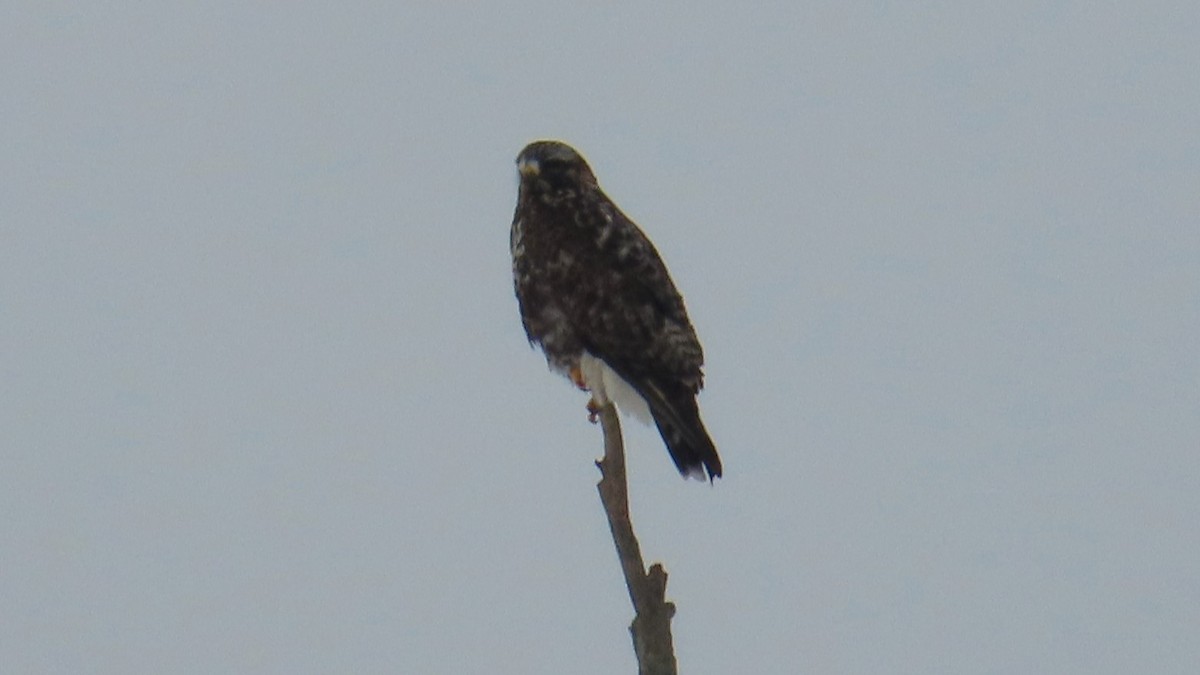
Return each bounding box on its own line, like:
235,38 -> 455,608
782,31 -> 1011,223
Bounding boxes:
568,364 -> 589,391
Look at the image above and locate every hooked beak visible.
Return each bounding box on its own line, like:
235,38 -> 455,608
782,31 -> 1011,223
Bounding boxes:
517,157 -> 539,177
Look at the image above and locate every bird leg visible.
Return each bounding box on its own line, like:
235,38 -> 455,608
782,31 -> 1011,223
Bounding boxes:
570,364 -> 603,424
568,364 -> 589,391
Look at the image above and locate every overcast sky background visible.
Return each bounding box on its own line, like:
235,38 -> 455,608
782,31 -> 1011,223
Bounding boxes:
3,3 -> 1198,674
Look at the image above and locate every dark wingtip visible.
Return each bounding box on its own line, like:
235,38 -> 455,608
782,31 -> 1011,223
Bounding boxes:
630,376 -> 722,483
657,418 -> 723,483
703,457 -> 723,483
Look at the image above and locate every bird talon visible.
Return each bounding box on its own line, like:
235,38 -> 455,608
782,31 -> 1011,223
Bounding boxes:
586,398 -> 601,423
569,365 -> 589,391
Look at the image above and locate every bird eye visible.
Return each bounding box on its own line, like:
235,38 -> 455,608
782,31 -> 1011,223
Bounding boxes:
541,158 -> 568,171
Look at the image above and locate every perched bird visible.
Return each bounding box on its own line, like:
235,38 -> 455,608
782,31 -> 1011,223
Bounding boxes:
510,140 -> 722,480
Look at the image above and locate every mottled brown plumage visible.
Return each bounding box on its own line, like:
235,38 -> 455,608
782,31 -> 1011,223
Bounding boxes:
511,140 -> 722,480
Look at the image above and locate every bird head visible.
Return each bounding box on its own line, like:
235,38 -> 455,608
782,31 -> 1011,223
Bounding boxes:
515,140 -> 598,198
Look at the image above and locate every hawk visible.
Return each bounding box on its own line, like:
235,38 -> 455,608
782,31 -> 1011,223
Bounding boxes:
510,140 -> 723,481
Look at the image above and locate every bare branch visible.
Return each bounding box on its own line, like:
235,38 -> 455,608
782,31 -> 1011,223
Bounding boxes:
595,402 -> 678,675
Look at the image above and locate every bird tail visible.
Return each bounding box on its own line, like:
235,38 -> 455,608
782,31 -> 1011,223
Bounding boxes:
641,381 -> 723,481
595,359 -> 723,481
653,409 -> 723,481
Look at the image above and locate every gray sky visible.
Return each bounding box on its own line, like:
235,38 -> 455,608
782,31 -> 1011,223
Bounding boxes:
3,3 -> 1198,673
